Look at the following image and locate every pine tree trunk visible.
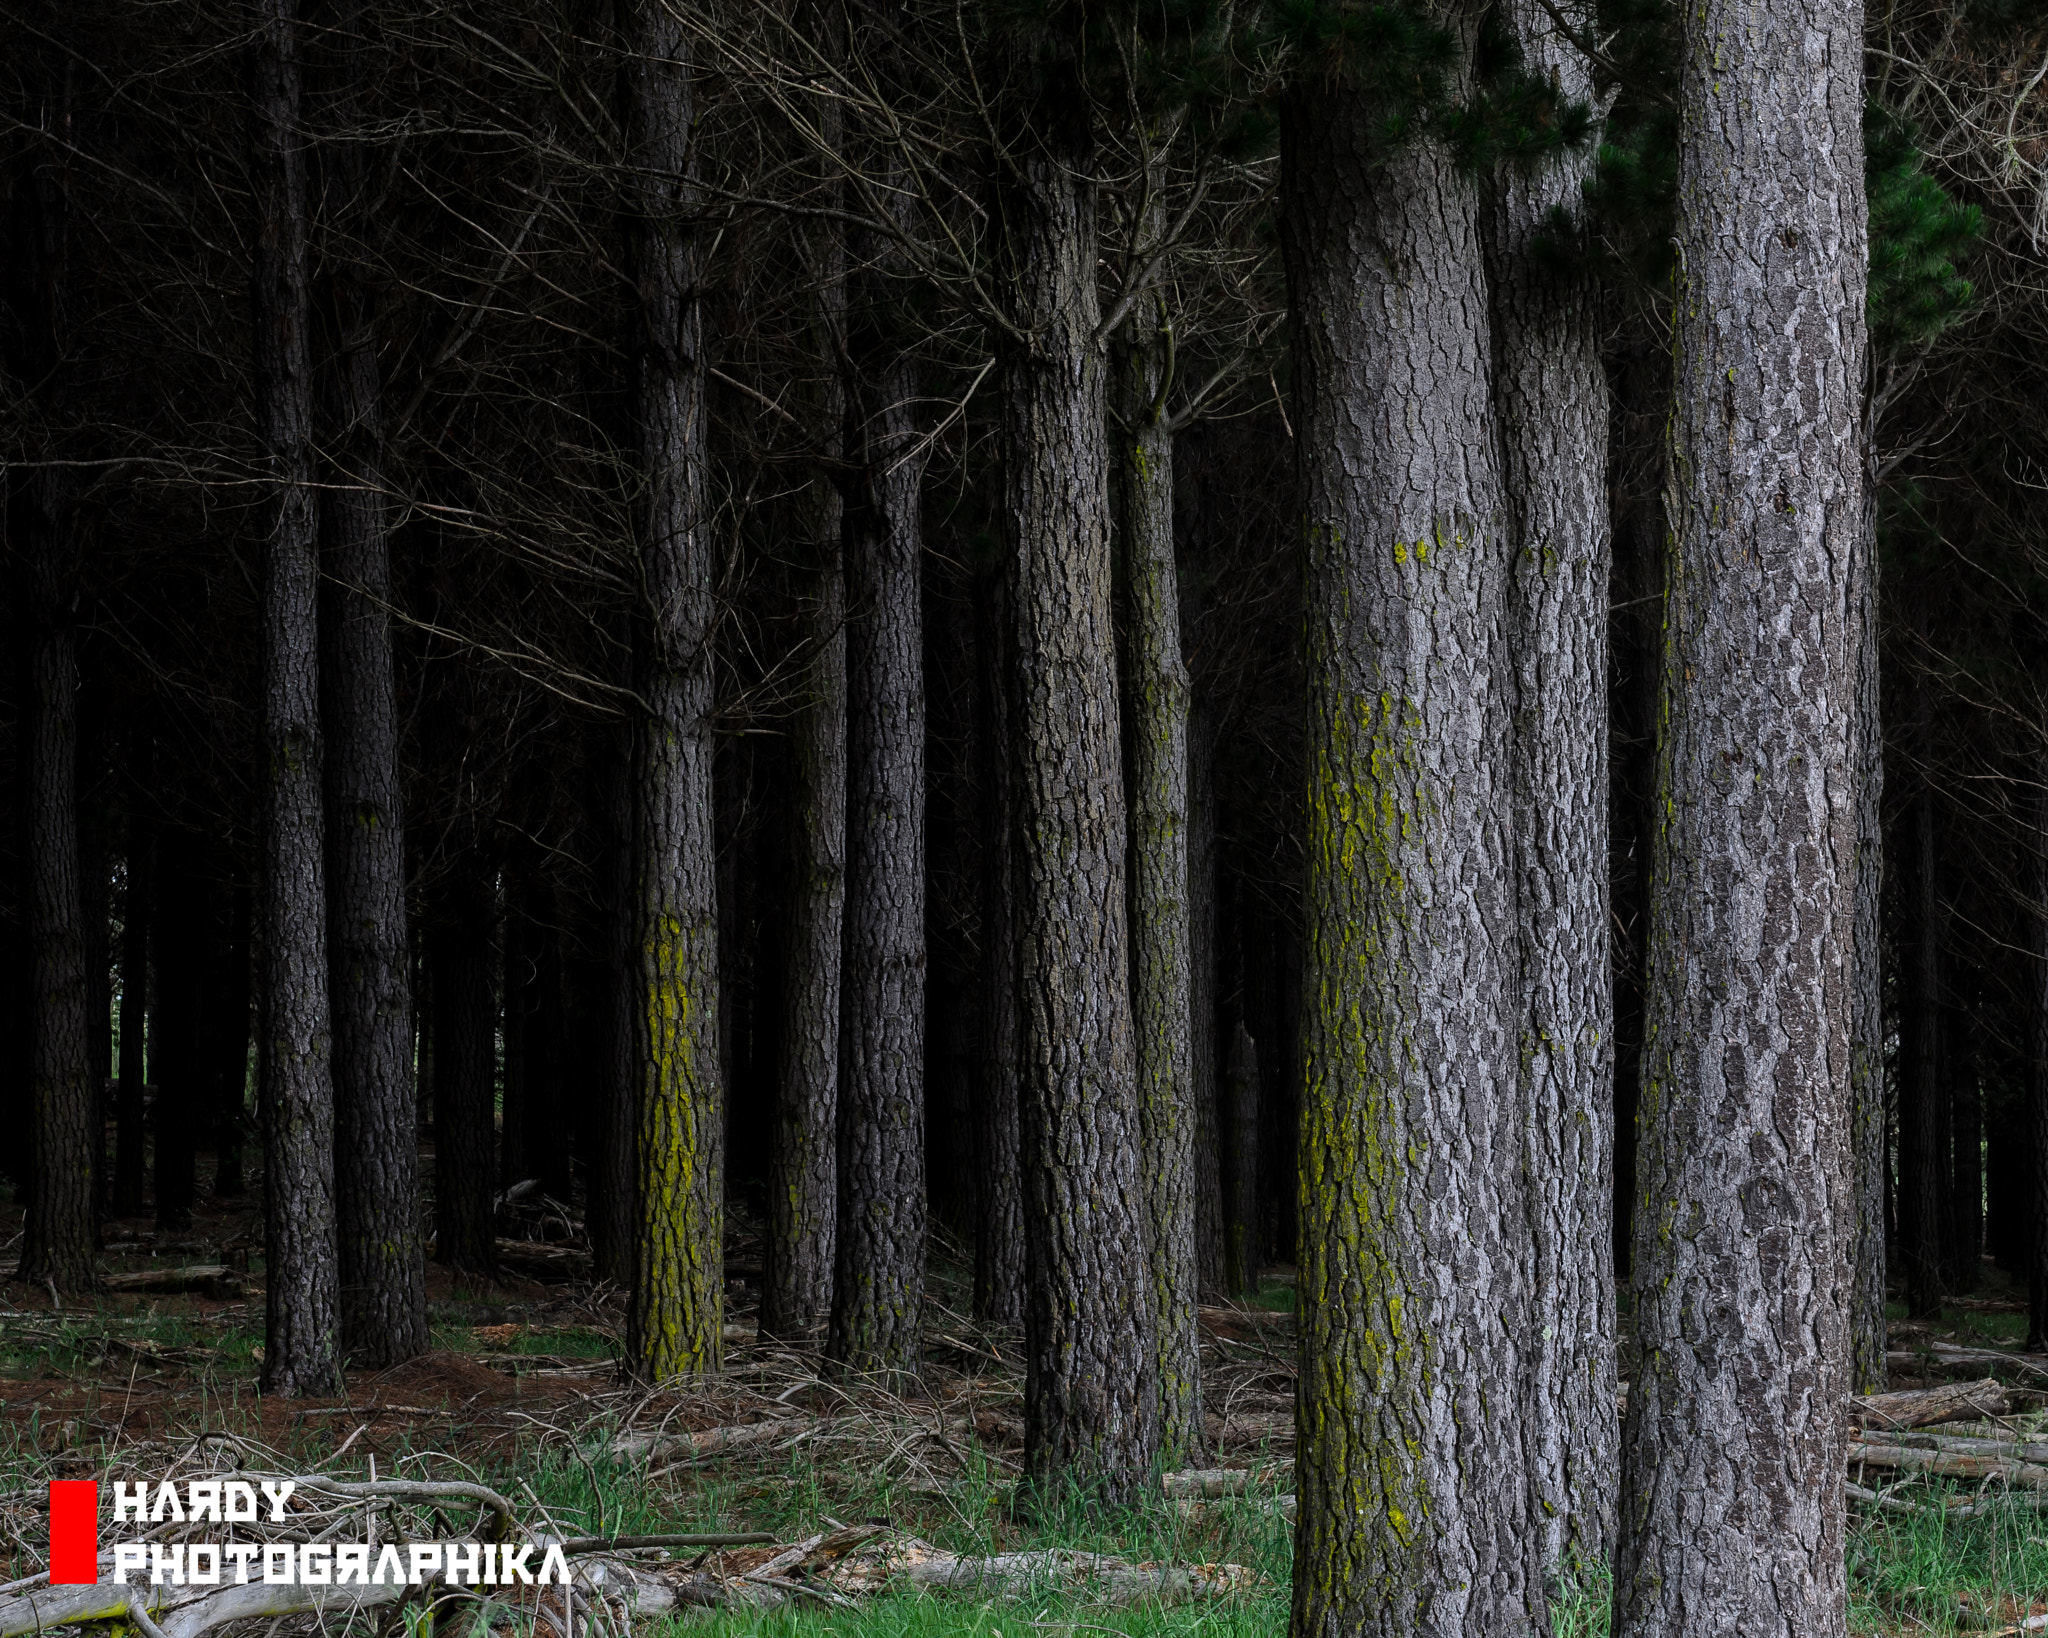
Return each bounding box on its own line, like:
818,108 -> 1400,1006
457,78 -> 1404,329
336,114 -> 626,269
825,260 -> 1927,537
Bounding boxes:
591,744 -> 639,1289
153,835 -> 203,1232
1188,706 -> 1223,1298
624,0 -> 723,1381
830,339 -> 927,1380
1903,751 -> 1945,1319
251,0 -> 341,1395
1849,496 -> 1887,1391
1611,0 -> 1866,1614
973,564 -> 1025,1328
2029,767 -> 2048,1352
114,813 -> 150,1217
429,865 -> 497,1279
765,482 -> 845,1341
1951,981 -> 1981,1293
211,876 -> 253,1197
321,189 -> 426,1366
1117,311 -> 1201,1460
1484,0 -> 1617,1568
1222,1022 -> 1260,1298
1284,58 -> 1533,1635
997,145 -> 1157,1500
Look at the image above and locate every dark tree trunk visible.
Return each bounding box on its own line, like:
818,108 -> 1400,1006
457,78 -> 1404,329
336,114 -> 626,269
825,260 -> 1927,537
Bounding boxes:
1284,50 -> 1534,1633
1902,742 -> 1945,1319
430,863 -> 496,1280
1116,292 -> 1202,1462
114,813 -> 151,1217
996,140 -> 1156,1500
1485,0 -> 1618,1567
152,833 -> 203,1232
624,0 -> 723,1380
1950,979 -> 1981,1294
502,862 -> 566,1198
1187,705 -> 1223,1298
2029,761 -> 2048,1351
1221,1021 -> 1259,1299
210,874 -> 253,1197
830,324 -> 927,1382
252,0 -> 341,1395
590,743 -> 639,1289
1610,0 -> 1866,1614
972,561 -> 1025,1328
320,119 -> 425,1361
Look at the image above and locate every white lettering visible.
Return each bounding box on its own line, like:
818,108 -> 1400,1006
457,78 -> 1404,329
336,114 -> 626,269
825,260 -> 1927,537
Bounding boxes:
335,1545 -> 370,1586
407,1545 -> 441,1585
224,1544 -> 259,1584
299,1545 -> 331,1586
499,1545 -> 534,1585
444,1544 -> 480,1586
187,1482 -> 221,1523
262,1545 -> 295,1585
224,1483 -> 258,1523
372,1545 -> 405,1586
186,1545 -> 220,1586
259,1482 -> 296,1522
112,1544 -> 148,1584
149,1544 -> 184,1586
537,1546 -> 571,1587
112,1484 -> 148,1524
150,1484 -> 185,1524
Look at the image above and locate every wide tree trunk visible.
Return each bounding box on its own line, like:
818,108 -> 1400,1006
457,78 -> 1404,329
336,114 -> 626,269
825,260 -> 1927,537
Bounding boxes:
1484,0 -> 1617,1569
1283,50 -> 1536,1635
1117,308 -> 1202,1460
996,143 -> 1157,1501
623,0 -> 723,1381
321,155 -> 426,1365
1848,496 -> 1887,1391
1611,0 -> 1866,1616
251,0 -> 341,1395
972,562 -> 1025,1328
429,863 -> 496,1279
114,812 -> 151,1217
830,337 -> 927,1381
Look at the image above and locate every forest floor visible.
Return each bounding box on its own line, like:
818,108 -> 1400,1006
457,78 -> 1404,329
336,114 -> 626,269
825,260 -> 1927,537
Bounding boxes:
0,1188 -> 2039,1636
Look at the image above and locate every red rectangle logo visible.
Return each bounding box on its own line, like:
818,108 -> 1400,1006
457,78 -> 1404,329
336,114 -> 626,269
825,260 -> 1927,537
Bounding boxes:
49,1481 -> 97,1585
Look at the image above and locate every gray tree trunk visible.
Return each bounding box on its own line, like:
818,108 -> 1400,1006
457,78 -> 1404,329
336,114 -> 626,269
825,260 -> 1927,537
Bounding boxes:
1484,0 -> 1617,1572
252,0 -> 341,1395
1611,0 -> 1867,1615
1849,496 -> 1887,1391
997,145 -> 1157,1499
321,90 -> 426,1361
1282,52 -> 1536,1635
1116,306 -> 1202,1461
623,0 -> 723,1381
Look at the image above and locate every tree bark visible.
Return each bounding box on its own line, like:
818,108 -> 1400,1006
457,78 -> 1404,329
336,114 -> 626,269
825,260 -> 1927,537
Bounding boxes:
1848,494 -> 1887,1391
1221,1021 -> 1259,1299
1484,0 -> 1617,1570
114,812 -> 150,1217
320,126 -> 425,1363
251,0 -> 341,1395
973,561 -> 1025,1328
996,140 -> 1157,1501
1611,0 -> 1866,1616
1116,299 -> 1203,1462
830,312 -> 927,1382
1285,41 -> 1548,1630
623,0 -> 723,1381
429,863 -> 496,1280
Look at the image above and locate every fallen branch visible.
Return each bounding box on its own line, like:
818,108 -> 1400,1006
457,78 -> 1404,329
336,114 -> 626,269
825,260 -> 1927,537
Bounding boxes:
1848,1441 -> 2048,1487
101,1268 -> 239,1298
1852,1378 -> 2012,1430
608,1419 -> 805,1463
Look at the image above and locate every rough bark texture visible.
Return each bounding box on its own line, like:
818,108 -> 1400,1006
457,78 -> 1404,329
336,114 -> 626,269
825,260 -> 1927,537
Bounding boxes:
1610,0 -> 1866,1618
997,144 -> 1157,1499
321,141 -> 426,1364
428,866 -> 496,1279
1221,1021 -> 1260,1298
252,0 -> 341,1396
765,471 -> 845,1341
115,814 -> 151,1216
624,0 -> 723,1381
973,564 -> 1026,1328
1849,496 -> 1887,1391
1283,55 -> 1538,1635
1117,306 -> 1203,1463
1485,0 -> 1618,1571
831,331 -> 927,1381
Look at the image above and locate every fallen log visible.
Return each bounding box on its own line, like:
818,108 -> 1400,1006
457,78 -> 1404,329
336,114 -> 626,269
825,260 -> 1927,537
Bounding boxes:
1853,1378 -> 2012,1430
1161,1468 -> 1263,1498
1847,1441 -> 2048,1487
607,1419 -> 805,1463
101,1267 -> 239,1298
1885,1344 -> 2048,1380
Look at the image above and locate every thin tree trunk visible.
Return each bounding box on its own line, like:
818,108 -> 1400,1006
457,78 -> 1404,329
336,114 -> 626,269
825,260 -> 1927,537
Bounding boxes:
1903,726 -> 1945,1319
997,141 -> 1157,1501
114,812 -> 151,1217
591,743 -> 639,1289
211,874 -> 252,1197
1849,494 -> 1887,1391
1222,1021 -> 1259,1298
321,129 -> 425,1363
1611,0 -> 1866,1613
1117,303 -> 1201,1461
830,322 -> 927,1382
623,0 -> 722,1381
251,0 -> 341,1396
1187,705 -> 1223,1298
1951,975 -> 1981,1293
1485,0 -> 1617,1571
2028,761 -> 2048,1352
429,864 -> 496,1279
972,562 -> 1025,1328
153,832 -> 203,1231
